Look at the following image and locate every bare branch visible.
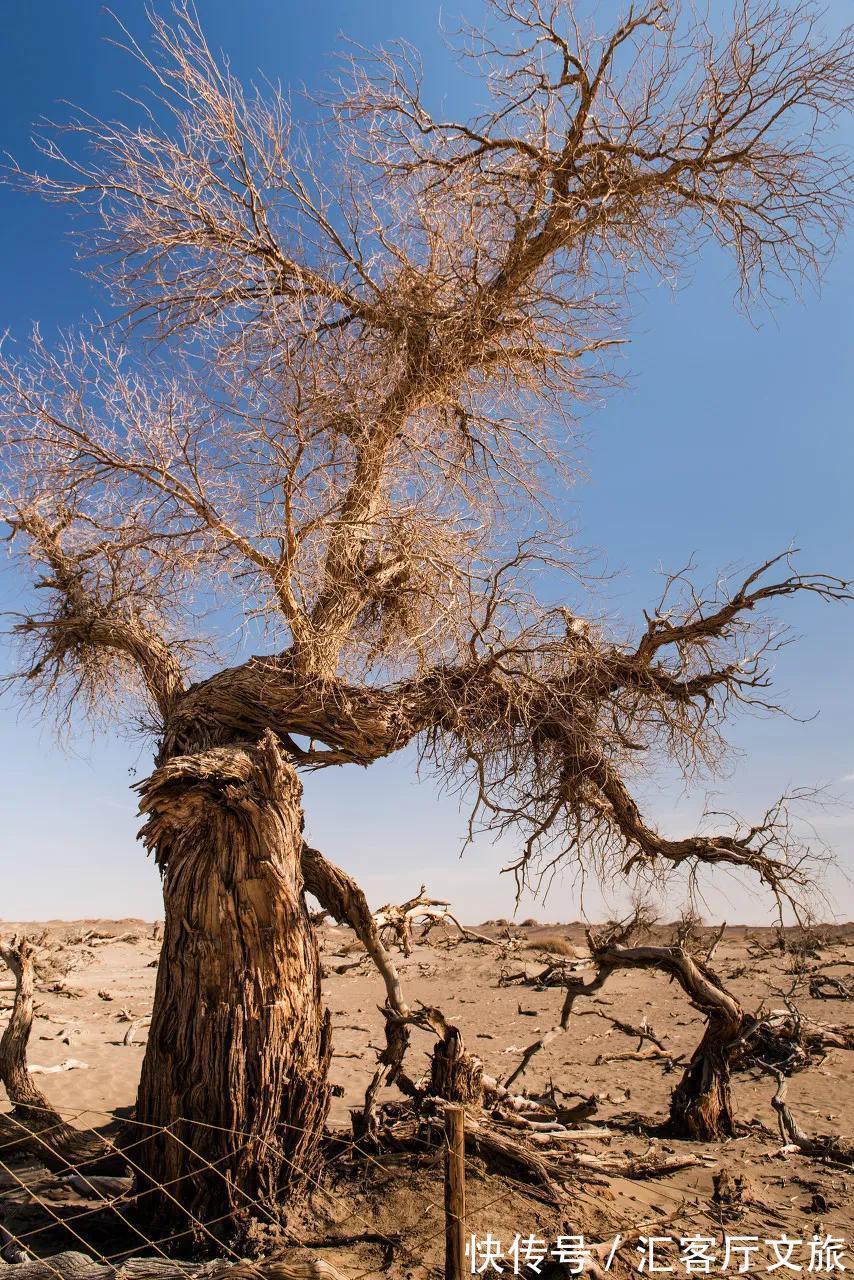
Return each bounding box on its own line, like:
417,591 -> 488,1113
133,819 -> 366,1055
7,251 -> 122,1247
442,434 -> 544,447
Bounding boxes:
0,2 -> 850,918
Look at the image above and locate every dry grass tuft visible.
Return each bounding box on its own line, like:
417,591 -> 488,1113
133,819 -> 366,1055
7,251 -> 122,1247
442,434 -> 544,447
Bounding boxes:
526,935 -> 578,956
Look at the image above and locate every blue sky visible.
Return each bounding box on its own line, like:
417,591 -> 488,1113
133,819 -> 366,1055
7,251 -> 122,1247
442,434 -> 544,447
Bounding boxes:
0,2 -> 852,924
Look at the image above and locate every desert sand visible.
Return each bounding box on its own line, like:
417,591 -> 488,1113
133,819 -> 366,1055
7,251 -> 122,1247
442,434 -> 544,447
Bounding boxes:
1,917 -> 853,1277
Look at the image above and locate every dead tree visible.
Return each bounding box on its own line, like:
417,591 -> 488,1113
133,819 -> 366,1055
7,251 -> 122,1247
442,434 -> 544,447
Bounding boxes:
505,916 -> 747,1139
1,0 -> 852,1238
373,886 -> 496,953
373,887 -> 454,955
506,909 -> 854,1140
666,970 -> 744,1141
301,844 -> 421,1134
0,938 -> 121,1172
768,1070 -> 854,1165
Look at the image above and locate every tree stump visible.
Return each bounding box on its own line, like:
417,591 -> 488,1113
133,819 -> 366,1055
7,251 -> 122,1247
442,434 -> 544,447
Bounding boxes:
429,1028 -> 484,1105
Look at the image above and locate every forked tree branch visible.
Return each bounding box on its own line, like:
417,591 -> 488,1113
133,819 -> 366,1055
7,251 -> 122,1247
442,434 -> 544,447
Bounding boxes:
143,556 -> 847,912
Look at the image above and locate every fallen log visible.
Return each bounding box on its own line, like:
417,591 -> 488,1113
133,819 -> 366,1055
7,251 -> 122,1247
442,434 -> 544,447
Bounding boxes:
499,958 -> 593,988
594,1048 -> 678,1065
29,1060 -> 89,1075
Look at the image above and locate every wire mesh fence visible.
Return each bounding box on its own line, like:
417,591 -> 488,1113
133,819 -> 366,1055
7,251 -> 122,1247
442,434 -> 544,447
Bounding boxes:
0,1100 -> 522,1280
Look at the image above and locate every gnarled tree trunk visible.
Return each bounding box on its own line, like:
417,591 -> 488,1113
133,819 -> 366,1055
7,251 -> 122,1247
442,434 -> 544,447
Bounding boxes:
134,732 -> 330,1244
578,939 -> 746,1143
504,931 -> 747,1144
669,1015 -> 741,1141
668,980 -> 744,1142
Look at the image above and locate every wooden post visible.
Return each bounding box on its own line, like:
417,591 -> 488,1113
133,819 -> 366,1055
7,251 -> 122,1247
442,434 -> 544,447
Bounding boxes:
444,1104 -> 466,1280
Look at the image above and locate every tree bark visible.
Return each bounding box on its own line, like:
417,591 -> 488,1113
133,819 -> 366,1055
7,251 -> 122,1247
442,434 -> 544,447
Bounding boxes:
429,1028 -> 484,1106
134,732 -> 331,1245
669,1019 -> 740,1141
667,975 -> 744,1142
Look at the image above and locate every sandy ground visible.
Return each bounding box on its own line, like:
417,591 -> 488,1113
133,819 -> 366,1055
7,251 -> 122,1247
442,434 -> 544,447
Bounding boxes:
1,918 -> 853,1276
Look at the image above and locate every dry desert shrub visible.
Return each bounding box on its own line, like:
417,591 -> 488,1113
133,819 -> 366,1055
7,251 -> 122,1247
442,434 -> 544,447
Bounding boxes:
526,935 -> 580,957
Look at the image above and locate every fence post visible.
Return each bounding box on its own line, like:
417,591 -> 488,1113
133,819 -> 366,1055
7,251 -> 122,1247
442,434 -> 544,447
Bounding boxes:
444,1104 -> 466,1280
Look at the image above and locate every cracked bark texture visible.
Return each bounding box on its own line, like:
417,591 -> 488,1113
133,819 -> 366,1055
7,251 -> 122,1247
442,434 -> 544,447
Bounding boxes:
668,990 -> 744,1141
134,732 -> 330,1239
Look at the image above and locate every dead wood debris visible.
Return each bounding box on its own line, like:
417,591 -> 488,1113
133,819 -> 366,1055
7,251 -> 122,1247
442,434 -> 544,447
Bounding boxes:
0,936 -> 123,1173
366,1097 -> 713,1206
737,1004 -> 854,1073
808,974 -> 852,1000
303,866 -> 723,1186
372,885 -> 509,955
712,1167 -> 758,1213
499,957 -> 590,988
8,904 -> 852,1262
118,1012 -> 152,1046
766,1069 -> 854,1166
